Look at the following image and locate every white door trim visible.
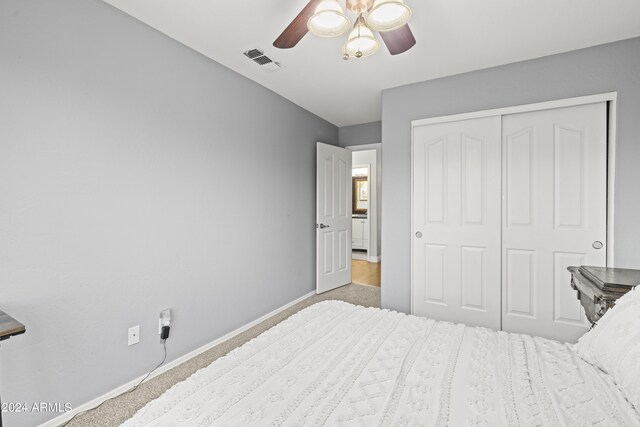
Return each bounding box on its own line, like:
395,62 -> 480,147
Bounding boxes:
606,101 -> 617,267
411,92 -> 617,127
346,143 -> 382,151
410,92 -> 618,315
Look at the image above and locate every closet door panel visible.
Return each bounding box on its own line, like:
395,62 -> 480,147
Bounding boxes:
502,102 -> 607,342
424,244 -> 447,304
462,135 -> 485,224
426,137 -> 447,223
505,249 -> 536,317
461,246 -> 487,310
413,116 -> 501,330
506,127 -> 535,227
553,251 -> 587,325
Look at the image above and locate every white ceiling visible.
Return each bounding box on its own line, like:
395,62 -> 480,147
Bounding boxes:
103,0 -> 640,127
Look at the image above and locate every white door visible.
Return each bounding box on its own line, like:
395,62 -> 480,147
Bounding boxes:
502,102 -> 607,342
413,116 -> 502,329
317,142 -> 352,294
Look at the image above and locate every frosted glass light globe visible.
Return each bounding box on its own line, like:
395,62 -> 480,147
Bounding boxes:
366,0 -> 412,32
308,0 -> 351,37
345,19 -> 380,58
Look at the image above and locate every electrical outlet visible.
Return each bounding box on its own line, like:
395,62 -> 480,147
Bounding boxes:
159,309 -> 171,335
128,325 -> 140,346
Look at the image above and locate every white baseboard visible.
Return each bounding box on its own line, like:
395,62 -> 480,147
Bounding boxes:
40,290 -> 315,427
368,256 -> 381,263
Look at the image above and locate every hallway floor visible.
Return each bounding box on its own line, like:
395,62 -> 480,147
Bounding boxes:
352,259 -> 381,287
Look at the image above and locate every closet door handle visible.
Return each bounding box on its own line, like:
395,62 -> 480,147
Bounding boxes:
318,223 -> 330,229
592,241 -> 603,250
415,231 -> 423,238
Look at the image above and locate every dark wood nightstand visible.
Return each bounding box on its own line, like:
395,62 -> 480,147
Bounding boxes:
0,311 -> 25,341
0,310 -> 25,427
568,266 -> 640,325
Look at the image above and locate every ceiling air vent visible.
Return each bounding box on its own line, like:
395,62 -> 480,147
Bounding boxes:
253,55 -> 272,66
244,49 -> 263,59
243,48 -> 282,72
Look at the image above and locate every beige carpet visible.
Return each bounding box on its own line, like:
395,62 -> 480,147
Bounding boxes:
62,284 -> 380,427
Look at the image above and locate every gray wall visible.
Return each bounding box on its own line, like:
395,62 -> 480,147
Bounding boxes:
338,121 -> 382,147
0,0 -> 337,425
381,37 -> 640,313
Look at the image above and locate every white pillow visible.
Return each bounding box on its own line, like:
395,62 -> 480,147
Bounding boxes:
575,286 -> 640,411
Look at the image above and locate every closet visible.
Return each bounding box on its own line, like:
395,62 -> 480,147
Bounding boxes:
411,100 -> 608,342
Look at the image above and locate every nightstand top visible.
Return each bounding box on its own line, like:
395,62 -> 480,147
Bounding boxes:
0,310 -> 26,341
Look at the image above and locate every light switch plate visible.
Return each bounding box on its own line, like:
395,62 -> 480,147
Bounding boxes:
128,325 -> 140,346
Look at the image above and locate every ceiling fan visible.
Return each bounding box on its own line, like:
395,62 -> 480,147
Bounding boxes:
273,0 -> 416,60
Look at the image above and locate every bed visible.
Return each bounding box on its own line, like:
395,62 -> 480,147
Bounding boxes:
122,296 -> 640,426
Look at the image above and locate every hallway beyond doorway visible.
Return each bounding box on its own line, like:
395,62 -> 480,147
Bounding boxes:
352,259 -> 381,287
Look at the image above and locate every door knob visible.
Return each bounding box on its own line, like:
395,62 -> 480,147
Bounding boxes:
318,223 -> 330,229
592,241 -> 603,250
415,231 -> 423,238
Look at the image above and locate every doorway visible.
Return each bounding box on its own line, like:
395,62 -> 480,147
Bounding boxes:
349,145 -> 381,288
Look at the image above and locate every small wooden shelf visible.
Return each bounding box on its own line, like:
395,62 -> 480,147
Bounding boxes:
0,310 -> 25,341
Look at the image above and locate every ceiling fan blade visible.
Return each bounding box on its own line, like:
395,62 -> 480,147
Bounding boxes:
273,0 -> 320,49
380,24 -> 416,55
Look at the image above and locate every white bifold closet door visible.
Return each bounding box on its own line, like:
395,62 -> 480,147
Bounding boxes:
413,116 -> 502,330
502,103 -> 607,342
412,102 -> 607,342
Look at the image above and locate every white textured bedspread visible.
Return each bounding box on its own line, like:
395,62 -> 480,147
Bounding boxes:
123,301 -> 639,426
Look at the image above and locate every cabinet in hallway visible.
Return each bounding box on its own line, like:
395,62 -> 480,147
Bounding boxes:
352,218 -> 369,250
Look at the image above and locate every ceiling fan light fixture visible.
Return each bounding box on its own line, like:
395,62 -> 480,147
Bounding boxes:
346,0 -> 374,14
307,0 -> 351,38
366,0 -> 412,32
345,18 -> 380,58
